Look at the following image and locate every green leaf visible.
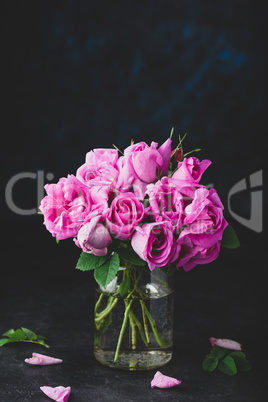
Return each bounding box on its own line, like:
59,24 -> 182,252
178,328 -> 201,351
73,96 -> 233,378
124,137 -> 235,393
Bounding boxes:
76,252 -> 111,271
209,346 -> 228,360
229,351 -> 252,372
0,327 -> 49,348
21,327 -> 37,340
36,335 -> 47,340
119,276 -> 131,298
94,252 -> 120,288
203,356 -> 219,372
117,247 -> 146,266
0,338 -> 12,346
221,224 -> 240,249
3,329 -> 15,337
8,329 -> 26,340
218,356 -> 237,375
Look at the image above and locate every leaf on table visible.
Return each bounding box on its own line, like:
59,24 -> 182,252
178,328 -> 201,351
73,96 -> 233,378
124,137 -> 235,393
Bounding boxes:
0,327 -> 49,348
7,329 -> 26,340
36,335 -> 47,340
218,356 -> 237,375
209,346 -> 228,359
203,356 -> 219,372
21,327 -> 38,340
229,351 -> 252,372
3,329 -> 15,337
0,338 -> 14,347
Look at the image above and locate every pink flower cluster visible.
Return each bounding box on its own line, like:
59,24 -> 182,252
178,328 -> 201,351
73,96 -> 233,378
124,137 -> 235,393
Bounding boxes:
40,138 -> 228,271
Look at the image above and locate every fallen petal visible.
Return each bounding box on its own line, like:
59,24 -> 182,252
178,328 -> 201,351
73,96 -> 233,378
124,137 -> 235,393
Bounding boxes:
25,352 -> 63,365
151,371 -> 181,389
40,386 -> 71,402
209,337 -> 242,351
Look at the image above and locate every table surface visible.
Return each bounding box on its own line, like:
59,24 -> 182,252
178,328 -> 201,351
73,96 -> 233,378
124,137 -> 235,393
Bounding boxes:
0,222 -> 266,402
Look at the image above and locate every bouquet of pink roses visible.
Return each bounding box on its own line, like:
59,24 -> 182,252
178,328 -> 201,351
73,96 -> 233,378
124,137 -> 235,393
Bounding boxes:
40,134 -> 236,275
39,134 -> 238,368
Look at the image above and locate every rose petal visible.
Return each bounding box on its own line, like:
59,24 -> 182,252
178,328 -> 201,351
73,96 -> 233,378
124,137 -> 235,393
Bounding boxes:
40,386 -> 71,402
25,353 -> 63,365
151,371 -> 181,389
209,337 -> 242,351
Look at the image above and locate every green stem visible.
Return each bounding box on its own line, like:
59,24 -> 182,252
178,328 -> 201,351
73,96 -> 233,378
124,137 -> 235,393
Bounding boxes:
129,314 -> 136,350
94,293 -> 104,315
144,305 -> 172,348
95,297 -> 119,324
20,339 -> 50,348
139,300 -> 151,347
129,307 -> 149,348
114,299 -> 133,362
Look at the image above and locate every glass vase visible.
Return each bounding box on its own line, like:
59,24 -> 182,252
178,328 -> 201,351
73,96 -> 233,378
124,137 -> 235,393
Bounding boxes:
93,264 -> 174,370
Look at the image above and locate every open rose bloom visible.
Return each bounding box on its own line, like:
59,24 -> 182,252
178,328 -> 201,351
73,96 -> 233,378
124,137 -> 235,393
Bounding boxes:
39,136 -> 230,273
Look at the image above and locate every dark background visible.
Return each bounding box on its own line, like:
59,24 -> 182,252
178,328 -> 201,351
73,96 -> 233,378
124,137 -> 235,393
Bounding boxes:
0,1 -> 266,400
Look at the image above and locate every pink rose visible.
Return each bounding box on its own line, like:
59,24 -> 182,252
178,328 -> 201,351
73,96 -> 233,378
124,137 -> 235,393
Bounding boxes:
115,155 -> 133,193
181,187 -> 228,247
106,192 -> 144,240
172,157 -> 211,183
76,148 -> 119,190
131,221 -> 180,271
86,148 -> 118,166
177,187 -> 228,271
122,139 -> 172,199
39,175 -> 92,240
146,177 -> 184,232
74,216 -> 112,256
177,235 -> 221,271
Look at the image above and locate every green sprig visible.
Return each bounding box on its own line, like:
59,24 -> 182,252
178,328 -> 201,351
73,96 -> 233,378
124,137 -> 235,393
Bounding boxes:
0,327 -> 49,348
203,346 -> 251,375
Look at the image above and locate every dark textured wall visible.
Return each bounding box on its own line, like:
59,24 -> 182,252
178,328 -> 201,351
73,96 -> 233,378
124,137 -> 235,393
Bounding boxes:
0,3 -> 266,368
1,0 -> 265,229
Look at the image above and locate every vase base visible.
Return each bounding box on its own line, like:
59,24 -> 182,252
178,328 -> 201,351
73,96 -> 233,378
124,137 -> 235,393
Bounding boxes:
94,348 -> 172,371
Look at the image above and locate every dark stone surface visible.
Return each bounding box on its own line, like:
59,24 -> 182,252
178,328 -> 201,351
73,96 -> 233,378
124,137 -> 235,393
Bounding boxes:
0,222 -> 266,401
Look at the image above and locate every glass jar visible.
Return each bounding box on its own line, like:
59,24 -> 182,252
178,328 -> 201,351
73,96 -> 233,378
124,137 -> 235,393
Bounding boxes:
93,264 -> 174,370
